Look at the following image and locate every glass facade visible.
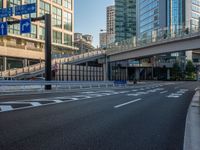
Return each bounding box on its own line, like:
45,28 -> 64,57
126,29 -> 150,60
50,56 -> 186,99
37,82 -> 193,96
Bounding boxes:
115,0 -> 137,42
167,0 -> 184,31
0,0 -> 3,8
138,0 -> 159,37
191,0 -> 200,28
52,6 -> 62,28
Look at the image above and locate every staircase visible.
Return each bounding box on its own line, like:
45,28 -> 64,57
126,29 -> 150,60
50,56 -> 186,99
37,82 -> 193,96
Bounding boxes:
1,50 -> 106,79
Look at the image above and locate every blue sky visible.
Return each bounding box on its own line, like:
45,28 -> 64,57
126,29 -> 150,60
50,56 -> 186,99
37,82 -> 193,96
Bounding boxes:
74,0 -> 114,47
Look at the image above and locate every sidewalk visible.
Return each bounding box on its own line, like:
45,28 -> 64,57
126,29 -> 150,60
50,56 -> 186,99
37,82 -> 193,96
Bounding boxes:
184,90 -> 200,150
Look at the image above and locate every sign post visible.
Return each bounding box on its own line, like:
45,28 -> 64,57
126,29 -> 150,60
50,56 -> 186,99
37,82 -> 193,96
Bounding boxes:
45,14 -> 52,90
0,3 -> 52,90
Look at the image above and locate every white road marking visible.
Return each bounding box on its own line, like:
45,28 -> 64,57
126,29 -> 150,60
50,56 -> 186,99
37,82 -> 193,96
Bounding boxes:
132,89 -> 138,92
0,105 -> 13,111
2,101 -> 42,106
160,91 -> 168,94
127,94 -> 140,96
114,98 -> 142,108
119,91 -> 129,94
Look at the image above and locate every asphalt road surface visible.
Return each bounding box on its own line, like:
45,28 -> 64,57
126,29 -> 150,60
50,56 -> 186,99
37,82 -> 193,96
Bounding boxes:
0,81 -> 198,150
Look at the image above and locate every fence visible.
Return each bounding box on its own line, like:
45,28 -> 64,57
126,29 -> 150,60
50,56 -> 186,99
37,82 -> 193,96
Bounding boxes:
56,64 -> 104,81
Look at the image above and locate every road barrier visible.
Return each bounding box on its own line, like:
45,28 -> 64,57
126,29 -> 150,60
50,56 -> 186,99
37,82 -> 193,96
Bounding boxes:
0,81 -> 116,93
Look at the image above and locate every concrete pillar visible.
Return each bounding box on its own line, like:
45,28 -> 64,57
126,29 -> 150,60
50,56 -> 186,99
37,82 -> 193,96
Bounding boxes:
23,59 -> 28,67
167,69 -> 170,80
3,57 -> 7,71
103,57 -> 108,81
144,68 -> 147,80
152,67 -> 154,80
86,62 -> 88,81
135,68 -> 140,80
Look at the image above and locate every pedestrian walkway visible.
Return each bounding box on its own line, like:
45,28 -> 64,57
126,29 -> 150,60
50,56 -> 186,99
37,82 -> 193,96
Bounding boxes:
184,89 -> 200,150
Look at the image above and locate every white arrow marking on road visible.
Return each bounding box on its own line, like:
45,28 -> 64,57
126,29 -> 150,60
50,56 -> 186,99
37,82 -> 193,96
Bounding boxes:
0,105 -> 13,112
22,22 -> 30,31
114,98 -> 142,109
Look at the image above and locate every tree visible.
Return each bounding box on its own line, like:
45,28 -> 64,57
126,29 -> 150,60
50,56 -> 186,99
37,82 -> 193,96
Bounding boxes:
185,60 -> 195,79
171,61 -> 181,80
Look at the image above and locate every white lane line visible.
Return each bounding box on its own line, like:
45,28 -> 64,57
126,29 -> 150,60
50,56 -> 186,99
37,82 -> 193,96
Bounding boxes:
114,98 -> 142,109
160,91 -> 168,94
127,94 -> 140,96
0,105 -> 13,111
30,102 -> 42,106
1,101 -> 42,107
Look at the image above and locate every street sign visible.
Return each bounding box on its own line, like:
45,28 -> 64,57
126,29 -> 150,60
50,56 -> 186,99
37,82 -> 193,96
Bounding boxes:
0,7 -> 13,18
20,19 -> 31,34
15,3 -> 36,15
0,22 -> 8,36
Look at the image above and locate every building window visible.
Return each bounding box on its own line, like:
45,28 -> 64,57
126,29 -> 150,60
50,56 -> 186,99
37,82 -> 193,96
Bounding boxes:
63,11 -> 72,31
53,0 -> 62,5
0,0 -> 3,8
64,0 -> 72,10
7,0 -> 21,7
7,18 -> 20,35
52,6 -> 62,28
30,24 -> 37,38
40,1 -> 50,16
64,34 -> 72,46
53,31 -> 62,44
39,27 -> 45,40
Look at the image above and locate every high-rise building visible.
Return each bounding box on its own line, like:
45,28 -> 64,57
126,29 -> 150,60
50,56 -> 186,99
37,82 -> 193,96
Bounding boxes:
137,0 -> 200,37
137,0 -> 167,38
115,0 -> 137,42
107,5 -> 115,35
107,5 -> 115,45
0,0 -> 75,71
74,33 -> 95,53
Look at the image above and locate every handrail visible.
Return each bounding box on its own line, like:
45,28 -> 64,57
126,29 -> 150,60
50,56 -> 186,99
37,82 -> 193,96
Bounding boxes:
1,50 -> 106,78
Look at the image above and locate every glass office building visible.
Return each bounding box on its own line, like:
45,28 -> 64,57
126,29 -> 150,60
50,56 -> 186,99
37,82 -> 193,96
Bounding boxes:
115,0 -> 137,42
137,0 -> 166,38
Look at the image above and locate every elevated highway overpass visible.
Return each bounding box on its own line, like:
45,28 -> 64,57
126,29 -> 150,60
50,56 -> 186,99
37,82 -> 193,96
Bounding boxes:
107,29 -> 200,62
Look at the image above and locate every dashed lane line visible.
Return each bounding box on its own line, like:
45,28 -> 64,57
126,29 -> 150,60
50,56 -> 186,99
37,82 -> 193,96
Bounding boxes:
114,98 -> 142,109
160,91 -> 168,94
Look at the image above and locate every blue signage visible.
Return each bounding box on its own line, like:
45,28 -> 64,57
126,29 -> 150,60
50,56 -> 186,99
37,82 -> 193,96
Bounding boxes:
0,22 -> 8,36
20,19 -> 31,34
15,3 -> 36,15
0,7 -> 13,18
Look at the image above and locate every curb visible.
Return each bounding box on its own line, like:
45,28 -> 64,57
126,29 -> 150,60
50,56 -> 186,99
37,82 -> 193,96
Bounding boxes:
183,89 -> 200,150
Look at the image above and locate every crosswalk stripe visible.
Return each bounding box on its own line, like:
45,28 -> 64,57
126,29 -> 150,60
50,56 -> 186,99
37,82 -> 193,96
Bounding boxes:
0,105 -> 13,112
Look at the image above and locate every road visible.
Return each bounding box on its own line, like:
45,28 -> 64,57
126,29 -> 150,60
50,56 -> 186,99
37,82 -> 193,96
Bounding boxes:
0,81 -> 198,150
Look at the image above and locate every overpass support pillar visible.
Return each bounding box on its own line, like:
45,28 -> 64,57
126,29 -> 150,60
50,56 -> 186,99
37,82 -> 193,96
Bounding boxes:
23,59 -> 28,67
167,69 -> 170,80
3,57 -> 7,71
135,68 -> 140,80
103,57 -> 108,81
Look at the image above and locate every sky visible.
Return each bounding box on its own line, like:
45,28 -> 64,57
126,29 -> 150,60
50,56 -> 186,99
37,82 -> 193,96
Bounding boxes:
74,0 -> 114,47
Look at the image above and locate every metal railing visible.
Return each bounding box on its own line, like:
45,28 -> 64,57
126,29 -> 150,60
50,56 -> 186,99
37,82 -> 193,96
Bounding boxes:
107,21 -> 200,55
1,49 -> 106,78
0,80 -> 116,92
